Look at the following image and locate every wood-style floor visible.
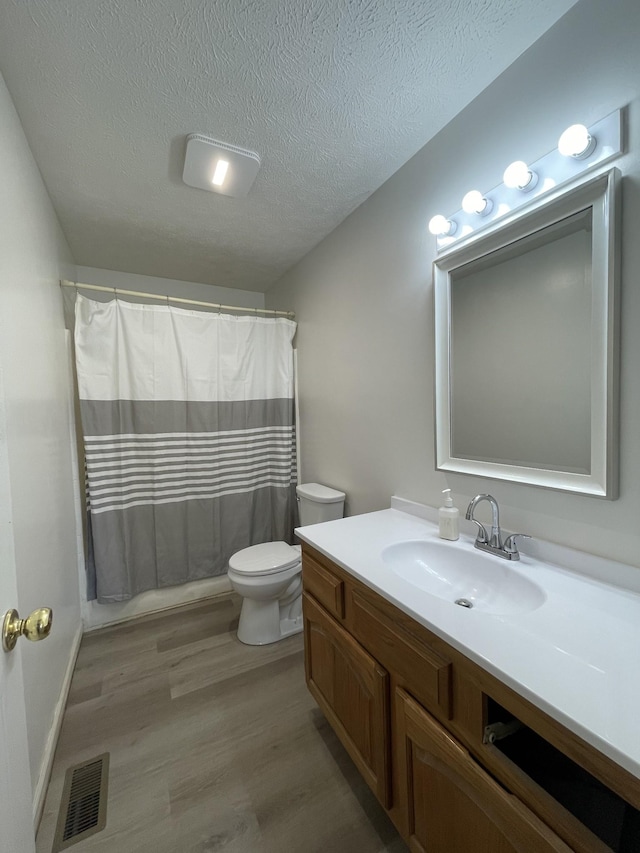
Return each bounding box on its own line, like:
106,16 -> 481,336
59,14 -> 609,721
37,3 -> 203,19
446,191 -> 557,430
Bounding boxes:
36,594 -> 408,853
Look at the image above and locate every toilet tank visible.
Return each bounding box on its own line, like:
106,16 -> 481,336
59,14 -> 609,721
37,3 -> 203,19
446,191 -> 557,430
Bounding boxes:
296,482 -> 345,526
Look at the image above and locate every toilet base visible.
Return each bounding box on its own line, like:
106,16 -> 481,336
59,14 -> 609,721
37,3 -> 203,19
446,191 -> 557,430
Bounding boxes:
279,614 -> 303,641
236,594 -> 303,646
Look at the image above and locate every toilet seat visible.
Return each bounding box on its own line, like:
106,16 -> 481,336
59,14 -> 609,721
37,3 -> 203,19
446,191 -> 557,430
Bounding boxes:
228,541 -> 301,577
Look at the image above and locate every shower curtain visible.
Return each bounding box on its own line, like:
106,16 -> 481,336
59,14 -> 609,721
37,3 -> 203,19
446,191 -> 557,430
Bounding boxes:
74,294 -> 297,604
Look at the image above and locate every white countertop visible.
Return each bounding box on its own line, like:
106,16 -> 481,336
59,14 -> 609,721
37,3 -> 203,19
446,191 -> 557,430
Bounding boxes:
296,500 -> 640,781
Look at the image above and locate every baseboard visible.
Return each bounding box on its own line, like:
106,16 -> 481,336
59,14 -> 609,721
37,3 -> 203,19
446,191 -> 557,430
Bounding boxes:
33,622 -> 83,830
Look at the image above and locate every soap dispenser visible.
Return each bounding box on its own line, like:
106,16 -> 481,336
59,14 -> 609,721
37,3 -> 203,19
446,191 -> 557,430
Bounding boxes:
439,489 -> 459,541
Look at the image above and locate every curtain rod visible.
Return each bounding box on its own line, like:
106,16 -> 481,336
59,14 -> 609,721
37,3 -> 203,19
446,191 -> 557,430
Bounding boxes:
60,280 -> 295,319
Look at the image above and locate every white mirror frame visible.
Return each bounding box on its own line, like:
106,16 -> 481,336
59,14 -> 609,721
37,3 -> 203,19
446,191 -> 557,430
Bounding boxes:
434,168 -> 620,498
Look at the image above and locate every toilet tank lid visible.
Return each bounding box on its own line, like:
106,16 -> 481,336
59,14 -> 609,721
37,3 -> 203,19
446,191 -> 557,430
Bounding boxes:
296,482 -> 346,503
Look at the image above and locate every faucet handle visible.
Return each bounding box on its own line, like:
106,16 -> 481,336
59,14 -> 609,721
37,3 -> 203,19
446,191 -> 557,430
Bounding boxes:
469,519 -> 488,544
504,534 -> 531,555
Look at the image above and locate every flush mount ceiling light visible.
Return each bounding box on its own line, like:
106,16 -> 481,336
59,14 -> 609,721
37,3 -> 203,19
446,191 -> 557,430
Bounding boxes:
462,190 -> 492,216
503,160 -> 538,191
428,215 -> 457,236
182,134 -> 261,198
428,108 -> 622,253
558,124 -> 596,159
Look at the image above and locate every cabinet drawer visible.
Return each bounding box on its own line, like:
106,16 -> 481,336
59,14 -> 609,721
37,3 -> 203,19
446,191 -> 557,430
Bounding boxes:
302,553 -> 345,620
351,590 -> 452,719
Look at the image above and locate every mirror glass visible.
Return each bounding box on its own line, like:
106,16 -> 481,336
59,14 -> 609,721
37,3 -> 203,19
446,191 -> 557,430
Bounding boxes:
434,169 -> 619,497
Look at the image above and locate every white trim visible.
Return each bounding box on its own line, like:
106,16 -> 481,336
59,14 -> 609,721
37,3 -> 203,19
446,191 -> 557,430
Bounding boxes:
33,623 -> 83,831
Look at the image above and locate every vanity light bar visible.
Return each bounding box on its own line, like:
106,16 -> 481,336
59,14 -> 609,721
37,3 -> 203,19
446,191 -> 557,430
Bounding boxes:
431,109 -> 622,252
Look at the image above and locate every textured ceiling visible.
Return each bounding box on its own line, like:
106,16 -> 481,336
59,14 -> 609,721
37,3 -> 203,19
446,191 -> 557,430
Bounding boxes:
0,0 -> 578,293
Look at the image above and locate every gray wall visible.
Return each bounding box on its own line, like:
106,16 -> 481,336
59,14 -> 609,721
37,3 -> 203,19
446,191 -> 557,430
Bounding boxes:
266,0 -> 640,568
74,266 -> 265,309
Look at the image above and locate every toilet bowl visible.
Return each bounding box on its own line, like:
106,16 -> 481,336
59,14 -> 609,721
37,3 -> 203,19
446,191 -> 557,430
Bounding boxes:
228,482 -> 346,645
228,542 -> 303,645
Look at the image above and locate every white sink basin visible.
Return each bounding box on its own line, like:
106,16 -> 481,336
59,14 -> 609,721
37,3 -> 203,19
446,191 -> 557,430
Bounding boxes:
381,539 -> 545,615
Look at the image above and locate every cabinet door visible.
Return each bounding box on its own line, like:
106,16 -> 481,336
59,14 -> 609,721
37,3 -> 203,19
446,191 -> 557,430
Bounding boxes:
303,592 -> 391,807
396,689 -> 572,853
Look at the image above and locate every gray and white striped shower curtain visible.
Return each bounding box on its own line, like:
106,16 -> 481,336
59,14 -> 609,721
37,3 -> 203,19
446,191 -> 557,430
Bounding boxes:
74,295 -> 297,603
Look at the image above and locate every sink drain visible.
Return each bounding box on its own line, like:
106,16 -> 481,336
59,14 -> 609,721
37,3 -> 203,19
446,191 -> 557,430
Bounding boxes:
455,598 -> 473,609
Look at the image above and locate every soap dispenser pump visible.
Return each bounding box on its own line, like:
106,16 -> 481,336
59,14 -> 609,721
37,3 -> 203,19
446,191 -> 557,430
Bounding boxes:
439,489 -> 459,541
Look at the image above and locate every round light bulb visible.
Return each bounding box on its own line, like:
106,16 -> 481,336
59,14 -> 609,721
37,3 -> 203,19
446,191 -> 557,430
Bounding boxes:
503,160 -> 537,191
428,214 -> 456,236
558,124 -> 595,159
462,190 -> 491,215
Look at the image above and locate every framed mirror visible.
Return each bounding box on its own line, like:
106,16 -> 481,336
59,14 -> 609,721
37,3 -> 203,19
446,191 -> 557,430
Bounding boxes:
434,168 -> 620,497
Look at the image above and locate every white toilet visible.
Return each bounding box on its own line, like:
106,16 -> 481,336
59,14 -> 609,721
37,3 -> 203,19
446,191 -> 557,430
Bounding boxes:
228,482 -> 346,645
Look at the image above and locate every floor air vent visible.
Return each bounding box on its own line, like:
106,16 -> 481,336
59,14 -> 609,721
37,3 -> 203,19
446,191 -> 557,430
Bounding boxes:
52,753 -> 109,851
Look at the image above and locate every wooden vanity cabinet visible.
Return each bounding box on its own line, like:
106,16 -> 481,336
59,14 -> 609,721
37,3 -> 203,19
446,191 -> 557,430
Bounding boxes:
302,591 -> 391,806
396,688 -> 572,852
301,544 -> 640,853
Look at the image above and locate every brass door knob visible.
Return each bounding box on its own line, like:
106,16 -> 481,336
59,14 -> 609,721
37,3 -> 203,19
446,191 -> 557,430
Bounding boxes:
2,607 -> 53,652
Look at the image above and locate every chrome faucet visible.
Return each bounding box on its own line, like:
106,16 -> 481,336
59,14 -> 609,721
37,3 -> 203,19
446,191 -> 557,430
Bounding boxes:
465,494 -> 530,561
